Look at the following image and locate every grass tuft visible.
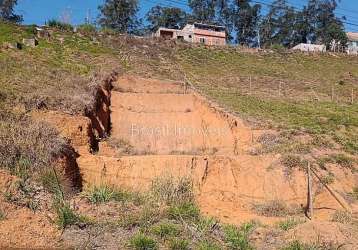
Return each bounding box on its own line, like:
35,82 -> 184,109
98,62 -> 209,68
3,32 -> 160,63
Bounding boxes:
223,222 -> 254,250
129,233 -> 158,250
277,218 -> 302,231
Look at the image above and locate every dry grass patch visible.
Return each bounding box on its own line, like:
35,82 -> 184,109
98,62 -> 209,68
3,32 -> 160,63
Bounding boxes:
253,200 -> 303,217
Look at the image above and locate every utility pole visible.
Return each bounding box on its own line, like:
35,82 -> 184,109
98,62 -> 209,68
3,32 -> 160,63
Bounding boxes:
86,9 -> 92,24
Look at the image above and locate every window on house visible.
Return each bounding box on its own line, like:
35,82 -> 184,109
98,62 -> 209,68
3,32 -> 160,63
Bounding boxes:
188,35 -> 192,38
200,38 -> 205,44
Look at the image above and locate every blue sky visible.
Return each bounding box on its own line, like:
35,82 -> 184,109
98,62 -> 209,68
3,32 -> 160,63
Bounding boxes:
14,0 -> 358,31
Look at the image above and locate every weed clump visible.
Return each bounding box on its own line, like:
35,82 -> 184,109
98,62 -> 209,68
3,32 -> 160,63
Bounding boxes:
151,176 -> 194,205
223,222 -> 254,250
129,233 -> 158,250
85,185 -> 133,204
277,218 -> 303,231
253,200 -> 302,217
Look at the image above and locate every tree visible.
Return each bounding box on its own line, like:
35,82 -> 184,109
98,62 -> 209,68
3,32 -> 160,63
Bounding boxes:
0,0 -> 22,23
188,0 -> 216,23
260,0 -> 300,47
98,0 -> 140,34
306,0 -> 347,46
234,0 -> 261,46
146,6 -> 187,32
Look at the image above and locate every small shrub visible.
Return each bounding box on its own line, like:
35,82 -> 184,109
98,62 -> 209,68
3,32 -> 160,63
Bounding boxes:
277,218 -> 302,231
168,238 -> 189,250
47,19 -> 73,31
55,203 -> 80,228
282,240 -> 309,250
282,240 -> 322,250
86,186 -> 131,204
223,223 -> 254,250
253,200 -> 301,217
77,24 -> 97,35
39,168 -> 64,196
332,154 -> 356,170
151,222 -> 180,239
151,176 -> 194,205
280,155 -> 307,176
196,217 -> 218,234
168,202 -> 200,221
349,187 -> 358,200
331,210 -> 352,224
0,209 -> 6,221
107,138 -> 134,155
130,233 -> 158,250
320,172 -> 335,185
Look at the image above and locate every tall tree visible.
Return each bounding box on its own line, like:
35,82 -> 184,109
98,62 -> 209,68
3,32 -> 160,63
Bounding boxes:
146,6 -> 187,32
260,0 -> 299,47
188,0 -> 216,23
306,0 -> 347,46
0,0 -> 22,23
98,0 -> 140,33
234,0 -> 261,46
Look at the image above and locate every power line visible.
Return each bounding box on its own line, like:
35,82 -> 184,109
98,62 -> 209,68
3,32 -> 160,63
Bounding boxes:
252,0 -> 358,28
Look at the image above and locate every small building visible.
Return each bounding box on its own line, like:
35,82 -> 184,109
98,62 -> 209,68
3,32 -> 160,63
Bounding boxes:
346,32 -> 358,55
292,43 -> 326,53
154,23 -> 226,46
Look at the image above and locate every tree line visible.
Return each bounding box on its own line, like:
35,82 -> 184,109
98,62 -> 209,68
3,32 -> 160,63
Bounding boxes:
1,0 -> 348,48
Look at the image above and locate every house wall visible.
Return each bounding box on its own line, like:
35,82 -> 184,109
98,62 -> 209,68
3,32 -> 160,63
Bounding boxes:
347,41 -> 358,55
155,25 -> 226,46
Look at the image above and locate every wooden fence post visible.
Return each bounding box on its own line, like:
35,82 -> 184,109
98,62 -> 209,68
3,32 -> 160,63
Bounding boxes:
306,162 -> 314,220
249,75 -> 252,95
351,88 -> 354,104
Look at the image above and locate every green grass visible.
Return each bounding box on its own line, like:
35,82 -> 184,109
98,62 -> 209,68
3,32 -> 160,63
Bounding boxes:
223,222 -> 255,250
151,222 -> 180,239
55,202 -> 83,229
85,186 -> 134,204
168,238 -> 189,250
129,233 -> 158,250
278,218 -> 303,231
171,47 -> 358,155
168,202 -> 200,221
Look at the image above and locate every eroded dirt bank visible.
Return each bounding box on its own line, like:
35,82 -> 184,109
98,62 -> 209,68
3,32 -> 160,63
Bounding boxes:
75,75 -> 357,227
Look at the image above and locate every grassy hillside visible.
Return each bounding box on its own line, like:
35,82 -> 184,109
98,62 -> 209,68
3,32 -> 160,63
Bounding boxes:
0,21 -> 357,248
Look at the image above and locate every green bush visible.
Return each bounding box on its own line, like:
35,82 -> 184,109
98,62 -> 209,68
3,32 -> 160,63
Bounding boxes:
55,202 -> 80,229
129,233 -> 158,250
77,24 -> 97,35
47,19 -> 73,31
86,186 -> 132,204
168,202 -> 200,221
223,223 -> 254,250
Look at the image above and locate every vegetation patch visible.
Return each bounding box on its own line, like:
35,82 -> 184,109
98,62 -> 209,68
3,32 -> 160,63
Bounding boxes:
85,185 -> 134,204
253,200 -> 302,217
223,222 -> 255,250
129,233 -> 158,250
277,218 -> 303,231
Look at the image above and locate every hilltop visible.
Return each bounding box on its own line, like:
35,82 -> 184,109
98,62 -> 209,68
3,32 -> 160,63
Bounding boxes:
0,21 -> 357,249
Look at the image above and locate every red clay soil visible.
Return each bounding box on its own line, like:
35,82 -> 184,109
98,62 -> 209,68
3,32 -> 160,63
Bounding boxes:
0,171 -> 60,248
76,75 -> 358,225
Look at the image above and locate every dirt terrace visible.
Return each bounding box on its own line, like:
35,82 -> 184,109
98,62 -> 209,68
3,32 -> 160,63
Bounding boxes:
76,75 -> 355,225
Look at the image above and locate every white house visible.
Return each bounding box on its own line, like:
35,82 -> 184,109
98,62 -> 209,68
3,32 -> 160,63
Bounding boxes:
292,43 -> 326,53
346,32 -> 358,55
